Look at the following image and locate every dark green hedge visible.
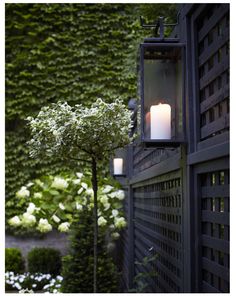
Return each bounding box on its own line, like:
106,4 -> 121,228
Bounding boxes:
5,248 -> 25,273
28,247 -> 62,276
61,210 -> 119,293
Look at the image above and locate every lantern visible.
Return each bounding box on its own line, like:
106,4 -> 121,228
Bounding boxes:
140,42 -> 185,146
111,149 -> 126,177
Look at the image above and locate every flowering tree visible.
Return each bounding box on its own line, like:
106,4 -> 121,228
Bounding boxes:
25,98 -> 133,292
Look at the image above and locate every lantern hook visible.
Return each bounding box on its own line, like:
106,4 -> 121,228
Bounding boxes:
140,14 -> 180,39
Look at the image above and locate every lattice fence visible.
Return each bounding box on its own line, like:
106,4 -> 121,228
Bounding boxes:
132,170 -> 183,292
197,4 -> 229,143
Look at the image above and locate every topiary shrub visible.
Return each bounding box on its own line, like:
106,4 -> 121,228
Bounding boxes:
27,247 -> 62,276
61,209 -> 119,293
5,248 -> 25,274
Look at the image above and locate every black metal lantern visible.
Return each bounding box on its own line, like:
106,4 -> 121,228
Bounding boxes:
140,18 -> 185,146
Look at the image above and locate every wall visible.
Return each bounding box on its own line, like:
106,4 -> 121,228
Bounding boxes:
5,231 -> 69,269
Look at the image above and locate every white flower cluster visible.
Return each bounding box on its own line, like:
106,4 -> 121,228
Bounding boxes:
5,271 -> 63,293
9,172 -> 127,240
37,218 -> 52,233
51,177 -> 68,190
16,186 -> 30,198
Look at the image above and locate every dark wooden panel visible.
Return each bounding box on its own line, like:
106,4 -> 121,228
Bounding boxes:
202,258 -> 229,280
198,5 -> 229,42
202,235 -> 229,254
199,56 -> 229,90
198,28 -> 229,67
200,85 -> 229,113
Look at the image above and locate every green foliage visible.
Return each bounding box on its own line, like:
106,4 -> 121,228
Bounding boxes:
61,209 -> 119,293
5,3 -> 140,204
5,3 -> 177,211
27,247 -> 62,276
5,248 -> 25,274
8,172 -> 126,238
27,99 -> 133,161
129,253 -> 159,293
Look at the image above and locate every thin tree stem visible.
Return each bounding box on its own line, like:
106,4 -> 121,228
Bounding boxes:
91,157 -> 98,293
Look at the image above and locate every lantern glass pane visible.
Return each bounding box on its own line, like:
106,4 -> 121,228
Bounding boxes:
143,46 -> 183,141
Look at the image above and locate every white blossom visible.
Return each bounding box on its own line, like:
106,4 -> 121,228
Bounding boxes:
72,179 -> 81,185
16,186 -> 30,198
100,195 -> 108,205
114,216 -> 127,229
104,203 -> 111,211
115,190 -> 125,200
59,203 -> 65,210
81,182 -> 88,189
34,192 -> 42,199
58,222 -> 70,232
9,215 -> 21,226
51,177 -> 68,190
86,188 -> 94,196
26,182 -> 34,187
21,212 -> 36,227
77,187 -> 84,195
76,202 -> 83,211
26,202 -> 36,214
102,185 -> 114,193
52,215 -> 60,223
98,216 -> 107,226
76,172 -> 83,179
111,209 -> 119,217
37,218 -> 52,233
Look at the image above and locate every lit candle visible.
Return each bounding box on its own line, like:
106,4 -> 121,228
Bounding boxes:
113,158 -> 123,175
150,103 -> 171,139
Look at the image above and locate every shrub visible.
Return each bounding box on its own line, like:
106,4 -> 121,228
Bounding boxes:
61,209 -> 119,293
5,248 -> 25,274
27,247 -> 62,276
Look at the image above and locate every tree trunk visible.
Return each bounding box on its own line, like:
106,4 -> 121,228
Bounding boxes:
91,157 -> 98,293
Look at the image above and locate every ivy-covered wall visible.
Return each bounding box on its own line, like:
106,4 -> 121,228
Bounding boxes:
5,3 -> 176,212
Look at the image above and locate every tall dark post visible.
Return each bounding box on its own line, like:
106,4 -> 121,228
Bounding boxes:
92,157 -> 98,293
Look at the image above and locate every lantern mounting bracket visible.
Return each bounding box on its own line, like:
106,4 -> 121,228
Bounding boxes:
140,14 -> 179,40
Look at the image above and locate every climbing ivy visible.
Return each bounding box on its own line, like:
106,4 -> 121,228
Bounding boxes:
5,3 -> 176,206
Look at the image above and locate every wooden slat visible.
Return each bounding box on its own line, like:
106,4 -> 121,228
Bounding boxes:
202,281 -> 220,293
135,220 -> 181,249
134,187 -> 181,198
134,211 -> 181,233
201,234 -> 229,253
201,210 -> 229,225
200,86 -> 229,113
198,28 -> 229,67
201,185 -> 229,198
202,257 -> 229,281
134,202 -> 182,215
201,114 -> 229,139
199,55 -> 229,89
198,4 -> 229,42
134,228 -> 182,267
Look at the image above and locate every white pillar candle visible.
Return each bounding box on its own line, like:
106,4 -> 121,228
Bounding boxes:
150,103 -> 171,139
113,158 -> 123,175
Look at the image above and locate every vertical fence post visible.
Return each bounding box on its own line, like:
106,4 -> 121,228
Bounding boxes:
180,144 -> 192,292
127,144 -> 134,290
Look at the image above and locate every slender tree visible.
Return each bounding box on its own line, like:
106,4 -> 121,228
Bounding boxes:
27,98 -> 133,292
